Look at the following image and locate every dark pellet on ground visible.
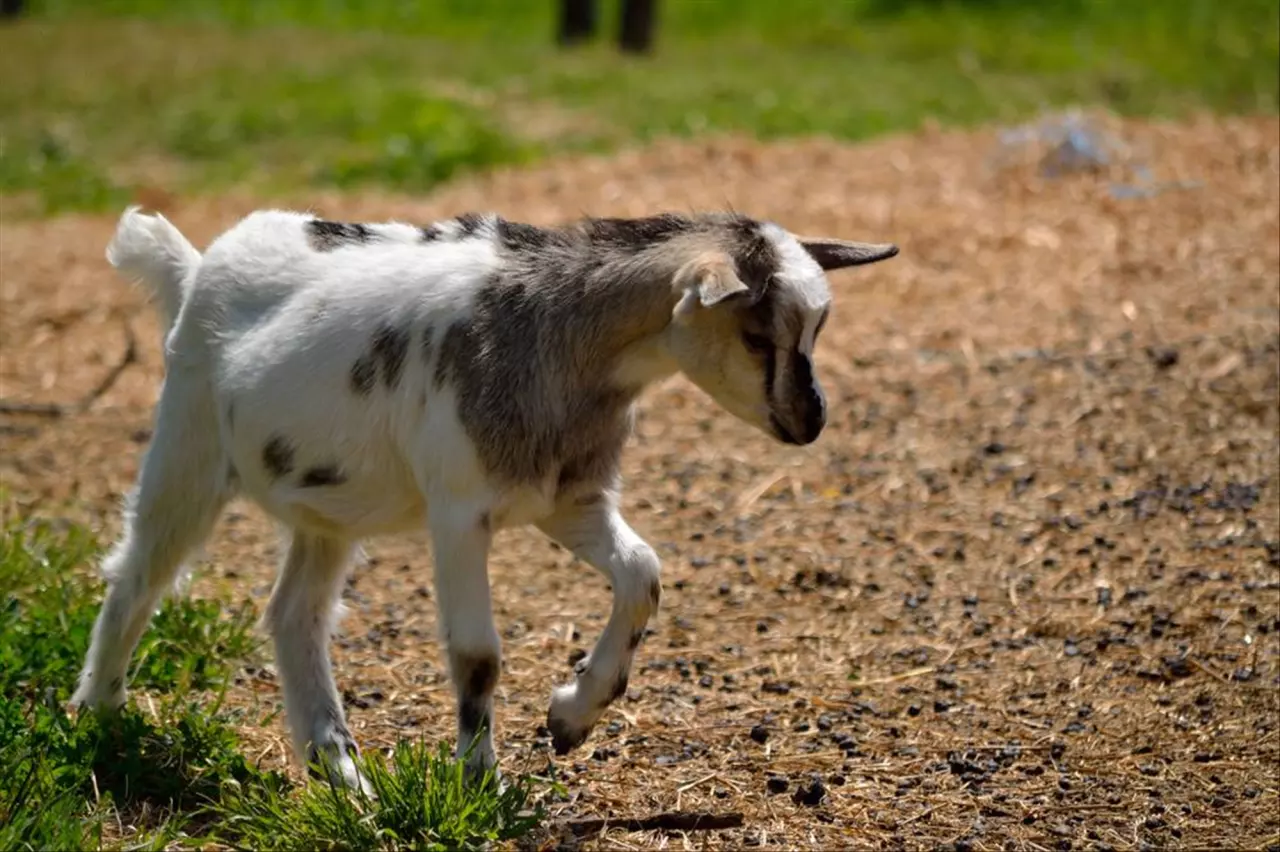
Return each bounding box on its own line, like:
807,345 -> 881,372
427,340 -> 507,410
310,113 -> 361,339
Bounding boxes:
792,777 -> 826,806
1147,346 -> 1179,368
766,775 -> 789,794
750,724 -> 770,744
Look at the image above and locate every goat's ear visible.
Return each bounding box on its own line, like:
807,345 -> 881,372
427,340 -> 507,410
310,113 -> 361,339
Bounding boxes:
674,252 -> 751,308
799,238 -> 899,271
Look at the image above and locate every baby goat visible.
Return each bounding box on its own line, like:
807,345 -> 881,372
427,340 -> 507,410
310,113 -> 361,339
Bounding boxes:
73,205 -> 898,789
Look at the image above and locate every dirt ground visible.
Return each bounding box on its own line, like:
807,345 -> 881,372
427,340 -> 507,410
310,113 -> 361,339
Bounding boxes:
2,113 -> 1278,850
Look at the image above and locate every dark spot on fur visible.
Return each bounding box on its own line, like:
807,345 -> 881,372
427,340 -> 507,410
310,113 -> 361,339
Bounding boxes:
350,355 -> 377,396
371,322 -> 410,390
464,654 -> 499,697
460,699 -> 490,739
262,435 -> 295,479
109,676 -> 123,693
479,512 -> 492,534
456,653 -> 500,735
225,401 -> 235,429
421,224 -> 443,242
300,464 -> 347,488
307,219 -> 374,251
454,212 -> 487,237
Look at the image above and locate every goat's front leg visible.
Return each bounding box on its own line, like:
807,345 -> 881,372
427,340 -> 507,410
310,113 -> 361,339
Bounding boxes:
537,492 -> 662,755
429,505 -> 502,780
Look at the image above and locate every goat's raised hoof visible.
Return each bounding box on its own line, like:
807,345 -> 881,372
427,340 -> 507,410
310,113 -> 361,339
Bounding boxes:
548,719 -> 588,756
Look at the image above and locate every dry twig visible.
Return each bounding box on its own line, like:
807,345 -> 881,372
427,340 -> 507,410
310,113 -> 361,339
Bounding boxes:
563,811 -> 745,836
0,320 -> 138,418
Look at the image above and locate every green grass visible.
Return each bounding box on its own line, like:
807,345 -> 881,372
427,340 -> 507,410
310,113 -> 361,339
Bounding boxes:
0,0 -> 1274,215
0,521 -> 261,701
217,737 -> 546,851
0,518 -> 549,850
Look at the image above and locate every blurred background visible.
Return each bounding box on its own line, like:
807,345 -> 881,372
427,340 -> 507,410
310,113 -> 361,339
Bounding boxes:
1,0 -> 1276,217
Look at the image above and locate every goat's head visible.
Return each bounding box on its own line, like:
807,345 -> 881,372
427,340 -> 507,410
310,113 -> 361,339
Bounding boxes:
665,217 -> 898,446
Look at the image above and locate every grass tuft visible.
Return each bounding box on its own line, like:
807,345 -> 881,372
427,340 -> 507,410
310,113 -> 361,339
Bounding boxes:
0,518 -> 261,703
217,736 -> 548,852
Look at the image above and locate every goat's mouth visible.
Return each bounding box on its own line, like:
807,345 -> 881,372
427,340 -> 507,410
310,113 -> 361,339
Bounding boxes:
769,413 -> 803,446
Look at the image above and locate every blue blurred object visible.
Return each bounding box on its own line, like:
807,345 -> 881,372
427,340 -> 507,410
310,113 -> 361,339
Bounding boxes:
994,110 -> 1201,199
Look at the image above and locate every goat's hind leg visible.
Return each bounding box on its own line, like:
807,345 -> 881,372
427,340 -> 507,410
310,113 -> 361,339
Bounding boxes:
263,530 -> 368,793
72,373 -> 230,712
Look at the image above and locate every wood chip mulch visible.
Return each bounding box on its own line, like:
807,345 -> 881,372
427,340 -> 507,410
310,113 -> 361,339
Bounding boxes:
2,112 -> 1277,850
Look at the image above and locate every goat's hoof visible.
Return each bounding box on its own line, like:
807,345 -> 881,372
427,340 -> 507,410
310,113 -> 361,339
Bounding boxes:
547,682 -> 597,755
307,746 -> 374,797
463,759 -> 502,788
546,713 -> 589,756
69,678 -> 126,715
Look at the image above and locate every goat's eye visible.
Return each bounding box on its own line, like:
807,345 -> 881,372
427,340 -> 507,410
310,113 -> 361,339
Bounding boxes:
742,332 -> 772,354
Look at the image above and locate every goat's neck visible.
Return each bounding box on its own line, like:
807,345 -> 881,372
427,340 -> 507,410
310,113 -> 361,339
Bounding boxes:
569,249 -> 686,393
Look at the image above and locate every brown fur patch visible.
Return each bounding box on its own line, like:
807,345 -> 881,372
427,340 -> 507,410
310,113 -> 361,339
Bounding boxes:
436,212 -> 782,490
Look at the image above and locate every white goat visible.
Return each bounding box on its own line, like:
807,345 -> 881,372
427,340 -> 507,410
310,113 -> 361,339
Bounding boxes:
72,204 -> 898,789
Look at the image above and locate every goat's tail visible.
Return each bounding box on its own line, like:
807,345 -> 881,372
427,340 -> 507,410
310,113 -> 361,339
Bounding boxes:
106,206 -> 201,340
